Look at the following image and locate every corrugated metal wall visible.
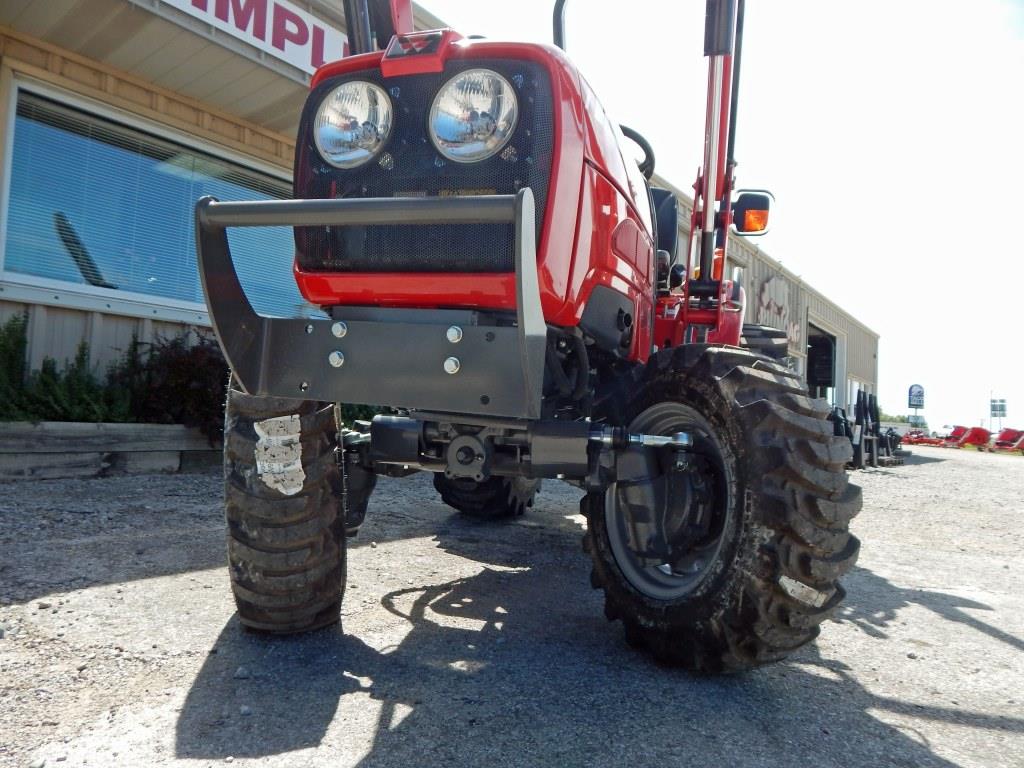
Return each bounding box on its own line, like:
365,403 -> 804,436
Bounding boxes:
1,297 -> 204,372
654,173 -> 879,392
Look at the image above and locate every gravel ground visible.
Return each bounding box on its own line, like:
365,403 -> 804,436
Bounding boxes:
1,446 -> 1022,768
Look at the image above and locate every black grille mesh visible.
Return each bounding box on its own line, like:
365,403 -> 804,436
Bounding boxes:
294,60 -> 553,273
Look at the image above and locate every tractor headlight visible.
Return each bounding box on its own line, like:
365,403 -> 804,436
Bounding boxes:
429,69 -> 518,163
313,81 -> 393,169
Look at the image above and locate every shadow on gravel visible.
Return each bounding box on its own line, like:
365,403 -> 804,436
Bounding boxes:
0,474 -> 447,605
174,531 -> 1020,767
0,473 -> 229,605
900,452 -> 947,466
840,565 -> 1024,653
850,451 -> 946,478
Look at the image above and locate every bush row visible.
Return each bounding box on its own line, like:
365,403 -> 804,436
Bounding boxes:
0,313 -> 229,443
1,313 -> 380,444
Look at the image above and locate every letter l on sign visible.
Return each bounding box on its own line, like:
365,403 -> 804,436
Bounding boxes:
163,0 -> 347,74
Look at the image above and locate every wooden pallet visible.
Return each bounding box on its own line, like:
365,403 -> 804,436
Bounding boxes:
876,455 -> 904,467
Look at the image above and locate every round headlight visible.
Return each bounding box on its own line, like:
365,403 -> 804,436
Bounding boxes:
313,81 -> 393,169
429,69 -> 518,163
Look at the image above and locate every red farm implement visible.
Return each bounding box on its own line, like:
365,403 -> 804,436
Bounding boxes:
988,428 -> 1024,454
902,429 -> 943,447
942,425 -> 992,449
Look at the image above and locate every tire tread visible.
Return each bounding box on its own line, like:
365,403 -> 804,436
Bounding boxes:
223,386 -> 347,634
583,345 -> 862,672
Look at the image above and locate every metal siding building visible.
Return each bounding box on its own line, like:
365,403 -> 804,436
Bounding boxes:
0,1 -> 877,410
652,175 -> 879,409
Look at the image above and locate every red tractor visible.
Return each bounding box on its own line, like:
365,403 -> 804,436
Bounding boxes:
196,0 -> 861,672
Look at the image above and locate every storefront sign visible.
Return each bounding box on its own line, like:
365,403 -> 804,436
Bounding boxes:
908,384 -> 924,409
163,0 -> 348,74
756,276 -> 801,347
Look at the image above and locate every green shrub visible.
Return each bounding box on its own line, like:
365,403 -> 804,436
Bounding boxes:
22,344 -> 130,423
0,313 -> 29,420
1,314 -> 126,421
106,332 -> 228,443
0,314 -> 375,439
0,315 -> 226,441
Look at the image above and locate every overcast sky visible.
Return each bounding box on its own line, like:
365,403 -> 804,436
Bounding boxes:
427,0 -> 1024,430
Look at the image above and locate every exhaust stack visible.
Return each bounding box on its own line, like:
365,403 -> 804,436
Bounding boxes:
341,0 -> 414,55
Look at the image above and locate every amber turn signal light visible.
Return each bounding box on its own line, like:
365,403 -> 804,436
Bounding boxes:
731,190 -> 773,236
743,209 -> 769,232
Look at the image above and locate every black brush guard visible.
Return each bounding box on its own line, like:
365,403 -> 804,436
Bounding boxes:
194,190 -> 546,419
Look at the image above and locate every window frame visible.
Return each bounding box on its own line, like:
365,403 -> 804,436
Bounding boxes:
0,75 -> 293,324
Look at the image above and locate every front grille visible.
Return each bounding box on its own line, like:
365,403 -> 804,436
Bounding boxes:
293,59 -> 554,273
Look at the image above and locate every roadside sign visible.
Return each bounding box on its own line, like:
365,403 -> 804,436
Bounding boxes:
991,399 -> 1007,418
908,384 -> 925,409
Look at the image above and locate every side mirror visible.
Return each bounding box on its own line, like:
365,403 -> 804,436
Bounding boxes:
732,190 -> 773,236
669,263 -> 686,290
656,249 -> 671,282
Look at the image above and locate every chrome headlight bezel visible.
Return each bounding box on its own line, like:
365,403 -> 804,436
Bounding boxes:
313,81 -> 394,170
428,69 -> 519,164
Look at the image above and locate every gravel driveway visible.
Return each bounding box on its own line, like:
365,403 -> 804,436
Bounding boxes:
1,446 -> 1022,768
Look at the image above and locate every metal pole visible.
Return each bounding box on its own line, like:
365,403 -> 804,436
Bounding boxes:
697,0 -> 737,288
726,0 -> 745,168
552,0 -> 568,50
342,0 -> 374,55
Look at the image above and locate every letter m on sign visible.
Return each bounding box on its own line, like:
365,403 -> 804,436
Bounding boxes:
190,0 -> 267,40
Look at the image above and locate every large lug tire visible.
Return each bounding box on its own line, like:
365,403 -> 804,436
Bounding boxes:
433,474 -> 541,520
224,385 -> 347,633
584,345 -> 862,672
740,323 -> 790,362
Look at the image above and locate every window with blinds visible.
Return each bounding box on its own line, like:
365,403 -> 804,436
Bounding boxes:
3,92 -> 312,318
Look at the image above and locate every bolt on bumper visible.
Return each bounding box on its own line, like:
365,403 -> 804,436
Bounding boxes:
194,190 -> 546,419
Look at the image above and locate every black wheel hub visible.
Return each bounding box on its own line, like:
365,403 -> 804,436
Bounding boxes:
606,403 -> 732,601
662,453 -> 723,571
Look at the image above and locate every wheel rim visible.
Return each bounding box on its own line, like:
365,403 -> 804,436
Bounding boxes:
604,402 -> 733,601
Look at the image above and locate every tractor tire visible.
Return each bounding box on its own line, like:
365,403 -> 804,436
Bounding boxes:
740,323 -> 789,362
584,345 -> 861,672
224,385 -> 347,633
433,474 -> 541,520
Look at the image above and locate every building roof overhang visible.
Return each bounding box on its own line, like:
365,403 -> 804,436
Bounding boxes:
0,0 -> 442,136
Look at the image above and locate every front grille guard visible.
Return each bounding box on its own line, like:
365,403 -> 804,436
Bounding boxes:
194,190 -> 546,419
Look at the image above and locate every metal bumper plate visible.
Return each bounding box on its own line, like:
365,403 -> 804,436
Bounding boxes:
194,190 -> 545,419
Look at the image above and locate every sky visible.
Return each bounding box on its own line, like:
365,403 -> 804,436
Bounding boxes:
427,0 -> 1024,431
